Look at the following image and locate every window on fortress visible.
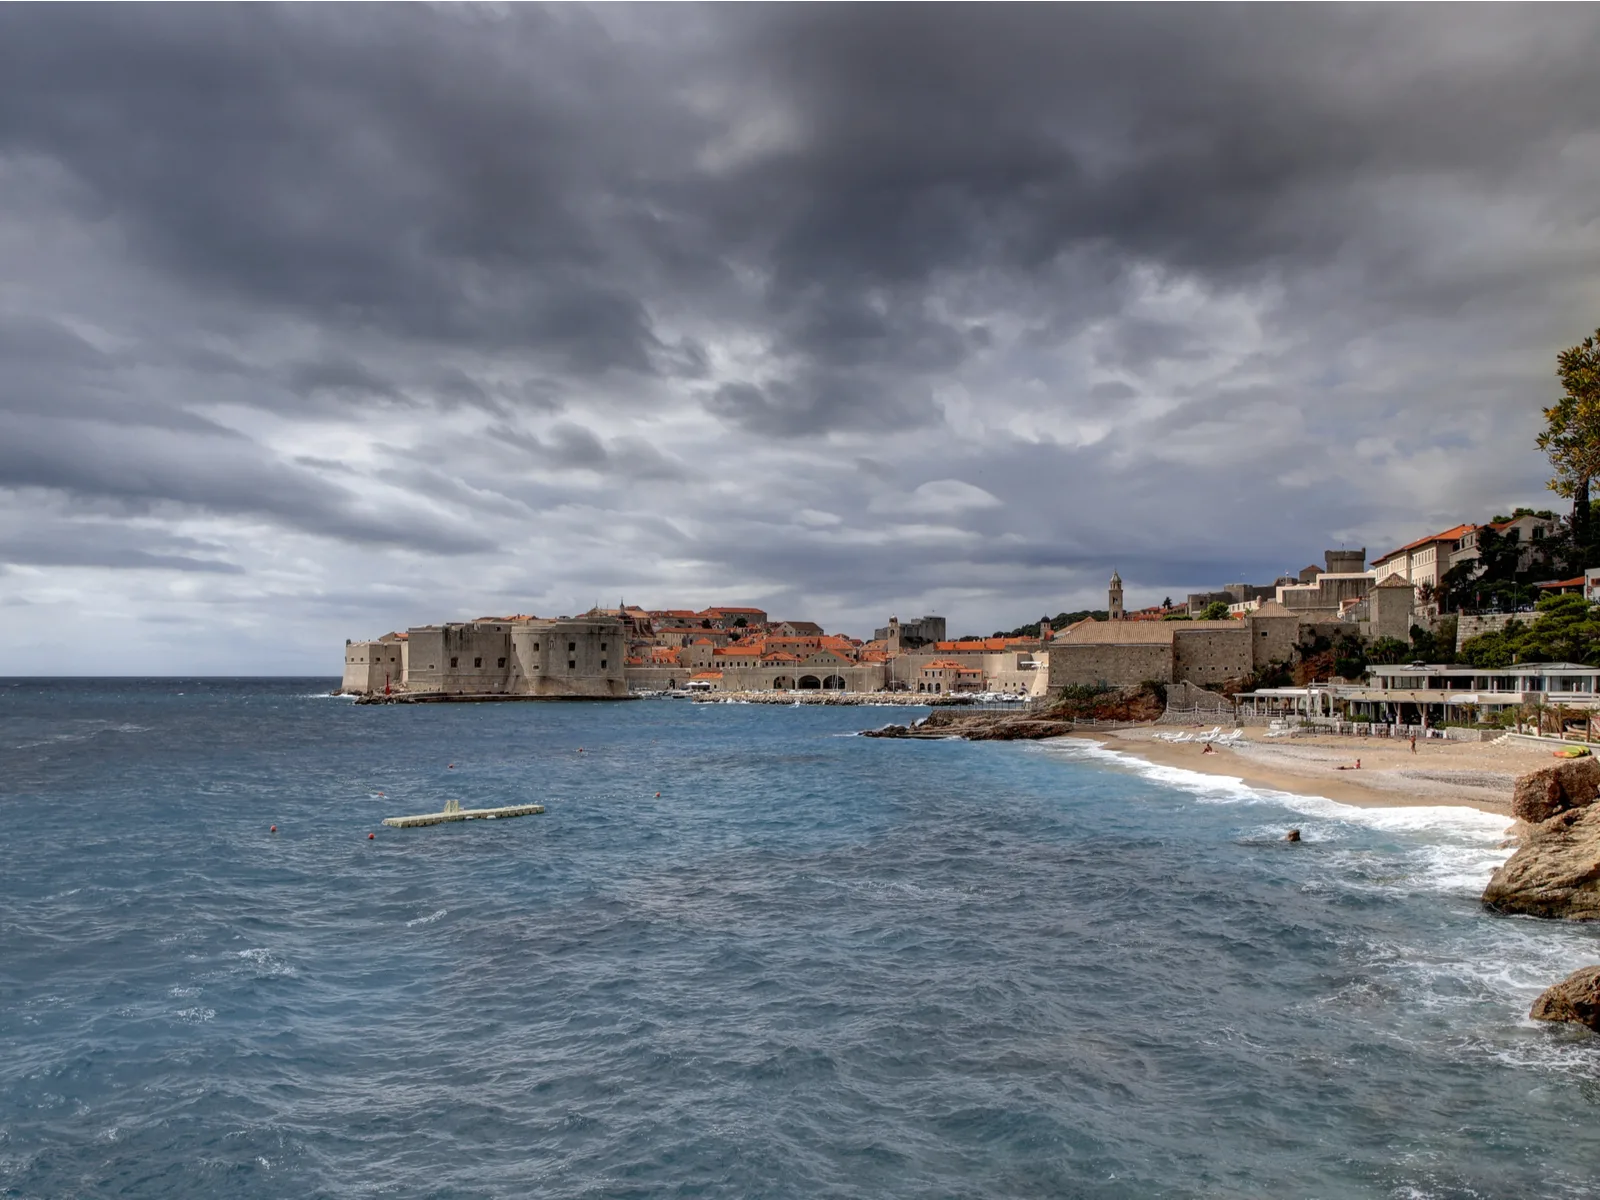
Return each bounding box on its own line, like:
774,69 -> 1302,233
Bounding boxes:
568,659 -> 576,670
532,642 -> 539,650
601,643 -> 607,651
569,642 -> 576,652
498,657 -> 506,668
474,657 -> 482,668
450,657 -> 458,668
600,659 -> 607,669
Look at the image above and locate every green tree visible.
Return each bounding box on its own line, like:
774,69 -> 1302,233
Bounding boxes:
1368,636 -> 1410,665
1410,623 -> 1440,662
1538,329 -> 1600,552
1461,628 -> 1516,669
1331,631 -> 1368,680
1199,601 -> 1231,621
1510,593 -> 1600,664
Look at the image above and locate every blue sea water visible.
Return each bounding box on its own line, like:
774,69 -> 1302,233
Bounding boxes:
3,680 -> 1600,1199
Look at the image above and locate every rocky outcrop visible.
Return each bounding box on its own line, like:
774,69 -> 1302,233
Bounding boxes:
1530,966 -> 1600,1030
1483,805 -> 1600,920
1510,757 -> 1600,823
862,711 -> 1080,740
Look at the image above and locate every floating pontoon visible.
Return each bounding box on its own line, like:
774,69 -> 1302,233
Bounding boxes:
381,799 -> 545,828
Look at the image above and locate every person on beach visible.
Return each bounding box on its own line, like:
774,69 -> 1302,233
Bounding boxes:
1202,742 -> 1216,755
1336,758 -> 1362,770
1410,734 -> 1417,753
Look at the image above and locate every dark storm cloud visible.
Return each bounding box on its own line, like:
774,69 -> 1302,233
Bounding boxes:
3,5 -> 1595,422
0,4 -> 1597,666
0,414 -> 494,556
0,520 -> 242,574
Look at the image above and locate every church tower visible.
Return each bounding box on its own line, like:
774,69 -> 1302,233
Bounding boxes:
1109,570 -> 1124,621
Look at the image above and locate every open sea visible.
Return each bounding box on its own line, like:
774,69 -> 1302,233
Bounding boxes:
3,678 -> 1600,1199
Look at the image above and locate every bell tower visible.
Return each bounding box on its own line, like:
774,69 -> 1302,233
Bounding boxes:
1109,570 -> 1124,621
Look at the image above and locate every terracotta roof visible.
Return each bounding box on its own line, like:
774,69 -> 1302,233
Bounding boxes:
691,670 -> 723,680
1538,577 -> 1586,589
1373,524 -> 1477,563
1056,619 -> 1244,645
1250,600 -> 1296,618
775,621 -> 823,634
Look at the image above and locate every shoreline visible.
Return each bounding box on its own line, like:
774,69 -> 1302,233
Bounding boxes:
1059,726 -> 1539,817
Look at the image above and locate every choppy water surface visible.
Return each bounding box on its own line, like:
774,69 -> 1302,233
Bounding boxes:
3,679 -> 1599,1198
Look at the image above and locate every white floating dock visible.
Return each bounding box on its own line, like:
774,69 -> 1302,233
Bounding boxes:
382,800 -> 545,828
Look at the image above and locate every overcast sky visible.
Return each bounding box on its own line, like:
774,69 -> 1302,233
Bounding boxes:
3,4 -> 1599,674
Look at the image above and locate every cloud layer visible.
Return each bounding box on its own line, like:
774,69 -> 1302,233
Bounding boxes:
2,5 -> 1599,672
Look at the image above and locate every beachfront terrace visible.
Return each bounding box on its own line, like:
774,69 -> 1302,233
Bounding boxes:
1234,662 -> 1600,729
1364,662 -> 1600,697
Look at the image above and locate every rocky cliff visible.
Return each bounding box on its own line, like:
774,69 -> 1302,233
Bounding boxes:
1530,965 -> 1600,1030
1483,758 -> 1600,920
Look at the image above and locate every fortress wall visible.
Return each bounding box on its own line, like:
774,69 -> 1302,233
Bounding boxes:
429,624 -> 514,695
1455,612 -> 1522,652
1248,614 -> 1302,668
341,640 -> 404,694
625,663 -> 888,693
1171,629 -> 1252,685
1048,642 -> 1173,689
517,619 -> 628,697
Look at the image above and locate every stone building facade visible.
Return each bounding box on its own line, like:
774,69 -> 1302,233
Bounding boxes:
1048,601 -> 1304,690
341,635 -> 408,695
340,617 -> 628,698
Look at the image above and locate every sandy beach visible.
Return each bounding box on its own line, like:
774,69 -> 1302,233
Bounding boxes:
1069,725 -> 1565,817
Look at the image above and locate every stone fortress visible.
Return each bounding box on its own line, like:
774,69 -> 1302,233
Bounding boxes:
341,615 -> 628,699
340,546 -> 1419,701
1049,548 -> 1418,691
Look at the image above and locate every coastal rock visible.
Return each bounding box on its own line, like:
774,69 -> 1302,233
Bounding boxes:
1510,757 -> 1600,824
860,714 -> 1079,740
1482,804 -> 1600,920
1529,966 -> 1600,1031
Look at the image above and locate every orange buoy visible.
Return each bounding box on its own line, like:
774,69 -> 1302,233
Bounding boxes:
368,832 -> 375,840
655,792 -> 661,798
270,825 -> 277,833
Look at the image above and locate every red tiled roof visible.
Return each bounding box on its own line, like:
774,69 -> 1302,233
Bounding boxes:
1374,524 -> 1477,563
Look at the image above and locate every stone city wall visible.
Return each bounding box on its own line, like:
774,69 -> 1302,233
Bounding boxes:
625,662 -> 887,693
1455,612 -> 1524,652
1172,628 -> 1253,685
342,640 -> 404,695
349,619 -> 626,698
1048,642 -> 1173,690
